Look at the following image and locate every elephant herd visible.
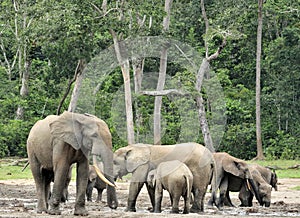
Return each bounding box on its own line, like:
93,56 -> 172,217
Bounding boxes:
26,112 -> 278,216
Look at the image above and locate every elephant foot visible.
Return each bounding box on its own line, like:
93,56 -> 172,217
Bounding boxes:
36,208 -> 48,214
74,207 -> 88,216
153,210 -> 161,213
48,208 -> 61,215
48,202 -> 61,215
190,206 -> 202,213
183,208 -> 190,214
171,208 -> 179,214
108,200 -> 118,209
125,207 -> 136,212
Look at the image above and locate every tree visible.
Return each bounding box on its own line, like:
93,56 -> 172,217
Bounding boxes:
153,0 -> 173,145
254,0 -> 265,160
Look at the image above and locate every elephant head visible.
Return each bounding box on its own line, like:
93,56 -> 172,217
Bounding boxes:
248,165 -> 273,207
49,111 -> 117,208
113,144 -> 151,181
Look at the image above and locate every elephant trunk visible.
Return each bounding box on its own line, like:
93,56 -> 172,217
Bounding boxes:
92,156 -> 115,187
247,179 -> 263,206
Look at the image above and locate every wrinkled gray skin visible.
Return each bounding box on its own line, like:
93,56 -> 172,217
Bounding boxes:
147,160 -> 193,214
208,152 -> 263,208
86,164 -> 106,202
238,164 -> 277,207
27,111 -> 118,216
113,143 -> 216,213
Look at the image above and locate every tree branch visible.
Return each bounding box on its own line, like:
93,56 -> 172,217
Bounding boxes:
140,89 -> 185,96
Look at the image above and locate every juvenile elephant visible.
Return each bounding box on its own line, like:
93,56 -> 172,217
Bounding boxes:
238,164 -> 277,207
113,143 -> 216,212
86,164 -> 106,202
208,152 -> 263,207
27,111 -> 118,215
147,160 -> 193,214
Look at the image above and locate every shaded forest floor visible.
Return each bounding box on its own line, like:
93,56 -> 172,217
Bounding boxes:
0,178 -> 299,217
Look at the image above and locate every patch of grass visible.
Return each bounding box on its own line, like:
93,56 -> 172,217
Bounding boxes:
291,186 -> 300,191
248,159 -> 300,179
0,165 -> 32,180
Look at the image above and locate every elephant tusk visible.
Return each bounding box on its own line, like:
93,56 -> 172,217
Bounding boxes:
93,163 -> 116,187
246,179 -> 252,191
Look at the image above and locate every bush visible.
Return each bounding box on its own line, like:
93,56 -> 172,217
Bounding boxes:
265,130 -> 299,160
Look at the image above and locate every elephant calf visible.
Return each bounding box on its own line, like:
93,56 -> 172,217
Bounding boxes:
86,165 -> 106,202
147,160 -> 193,214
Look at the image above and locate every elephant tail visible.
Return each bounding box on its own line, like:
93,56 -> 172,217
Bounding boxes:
210,160 -> 220,209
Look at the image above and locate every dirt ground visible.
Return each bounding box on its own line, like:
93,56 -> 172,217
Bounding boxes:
0,178 -> 299,218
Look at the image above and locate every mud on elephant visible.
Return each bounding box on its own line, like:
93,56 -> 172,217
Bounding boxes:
147,160 -> 193,214
27,111 -> 118,216
209,152 -> 265,208
113,143 -> 216,213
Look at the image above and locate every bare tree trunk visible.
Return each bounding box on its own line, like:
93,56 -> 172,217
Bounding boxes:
56,60 -> 85,115
111,30 -> 135,144
68,59 -> 86,112
195,58 -> 214,152
196,0 -> 226,152
153,0 -> 173,145
255,0 -> 265,160
132,58 -> 144,142
16,58 -> 31,119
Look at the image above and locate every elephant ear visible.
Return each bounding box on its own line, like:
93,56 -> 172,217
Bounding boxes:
125,145 -> 151,172
223,158 -> 248,178
49,111 -> 83,150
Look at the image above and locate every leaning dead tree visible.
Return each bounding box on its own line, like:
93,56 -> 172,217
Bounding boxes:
196,0 -> 226,152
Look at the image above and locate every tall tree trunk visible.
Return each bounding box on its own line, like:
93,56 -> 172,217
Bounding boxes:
132,57 -> 144,142
255,0 -> 265,160
16,58 -> 31,119
68,59 -> 86,112
195,58 -> 215,152
110,30 -> 135,144
196,0 -> 226,152
153,0 -> 173,145
56,60 -> 86,115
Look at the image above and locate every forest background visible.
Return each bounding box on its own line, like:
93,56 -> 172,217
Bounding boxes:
0,0 -> 299,160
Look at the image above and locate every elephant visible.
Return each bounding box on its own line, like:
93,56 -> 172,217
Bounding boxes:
238,164 -> 277,207
208,152 -> 263,208
147,160 -> 193,214
86,164 -> 106,202
26,111 -> 118,215
113,143 -> 216,213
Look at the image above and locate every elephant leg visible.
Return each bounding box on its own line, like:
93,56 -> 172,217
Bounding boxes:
183,192 -> 190,214
190,176 -> 207,212
96,188 -> 104,202
126,165 -> 149,212
170,193 -> 180,214
74,159 -> 89,216
48,163 -> 70,215
29,157 -> 48,213
219,176 -> 229,207
154,181 -> 163,213
224,190 -> 234,207
86,181 -> 94,202
145,183 -> 155,211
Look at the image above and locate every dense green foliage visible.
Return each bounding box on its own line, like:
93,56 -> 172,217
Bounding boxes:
0,0 -> 299,160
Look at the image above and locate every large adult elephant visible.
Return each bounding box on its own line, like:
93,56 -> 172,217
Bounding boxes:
113,143 -> 216,213
27,111 -> 118,215
209,152 -> 263,207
